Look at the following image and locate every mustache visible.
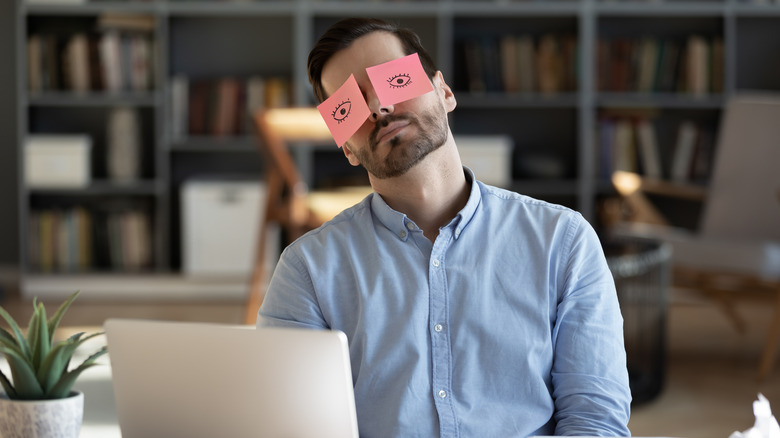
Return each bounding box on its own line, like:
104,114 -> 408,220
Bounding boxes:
369,114 -> 416,151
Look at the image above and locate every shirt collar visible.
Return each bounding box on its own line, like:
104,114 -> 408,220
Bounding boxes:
370,167 -> 482,241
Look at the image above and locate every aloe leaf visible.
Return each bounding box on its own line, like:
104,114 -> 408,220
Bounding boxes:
0,306 -> 31,360
37,343 -> 73,393
0,347 -> 44,400
47,291 -> 80,341
37,333 -> 86,393
29,302 -> 51,371
46,346 -> 106,399
0,327 -> 18,349
0,369 -> 16,398
27,306 -> 39,356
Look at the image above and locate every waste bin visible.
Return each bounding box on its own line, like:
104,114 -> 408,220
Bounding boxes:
604,237 -> 672,405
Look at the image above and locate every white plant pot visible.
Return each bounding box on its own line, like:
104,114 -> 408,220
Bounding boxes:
0,391 -> 84,438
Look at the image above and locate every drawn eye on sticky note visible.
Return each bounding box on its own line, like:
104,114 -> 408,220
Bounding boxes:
317,74 -> 371,147
366,53 -> 434,107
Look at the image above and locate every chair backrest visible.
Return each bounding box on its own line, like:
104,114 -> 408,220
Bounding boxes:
254,107 -> 335,193
699,94 -> 780,241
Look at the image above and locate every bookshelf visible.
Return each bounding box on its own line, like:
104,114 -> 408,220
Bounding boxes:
15,0 -> 780,299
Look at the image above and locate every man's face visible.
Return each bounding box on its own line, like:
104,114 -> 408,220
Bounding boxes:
320,31 -> 454,179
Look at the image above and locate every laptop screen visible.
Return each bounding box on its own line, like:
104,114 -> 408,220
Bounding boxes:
105,319 -> 359,438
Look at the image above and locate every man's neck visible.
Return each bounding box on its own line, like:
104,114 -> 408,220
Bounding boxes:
371,142 -> 470,241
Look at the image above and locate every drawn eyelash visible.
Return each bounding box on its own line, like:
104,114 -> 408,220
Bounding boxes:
332,100 -> 352,124
387,74 -> 412,89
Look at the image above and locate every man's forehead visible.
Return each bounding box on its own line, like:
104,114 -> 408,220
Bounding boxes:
321,31 -> 406,96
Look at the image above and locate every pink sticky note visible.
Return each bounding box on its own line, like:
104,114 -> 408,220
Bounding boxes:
365,53 -> 434,107
317,74 -> 371,147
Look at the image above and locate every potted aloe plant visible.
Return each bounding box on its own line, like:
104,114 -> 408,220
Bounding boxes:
0,291 -> 107,438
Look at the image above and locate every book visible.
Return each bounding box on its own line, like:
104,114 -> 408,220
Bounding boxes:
99,30 -> 123,92
516,35 -> 536,93
612,118 -> 637,173
107,107 -> 141,181
671,120 -> 698,182
500,35 -> 519,93
710,37 -> 724,93
170,75 -> 189,141
598,118 -> 616,180
63,33 -> 90,92
561,34 -> 578,91
42,34 -> 60,91
27,35 -> 42,93
188,80 -> 209,135
536,33 -> 562,94
213,78 -> 241,136
265,77 -> 291,108
636,119 -> 662,179
637,38 -> 658,93
129,34 -> 152,91
245,76 -> 266,131
463,39 -> 486,93
481,38 -> 502,92
597,39 -> 611,92
656,39 -> 681,93
686,35 -> 709,95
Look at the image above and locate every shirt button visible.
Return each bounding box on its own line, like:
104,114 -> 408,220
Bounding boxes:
406,222 -> 416,230
400,230 -> 407,239
432,259 -> 440,267
434,324 -> 443,332
438,390 -> 447,398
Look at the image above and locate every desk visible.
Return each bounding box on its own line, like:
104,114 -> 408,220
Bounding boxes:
73,362 -> 121,438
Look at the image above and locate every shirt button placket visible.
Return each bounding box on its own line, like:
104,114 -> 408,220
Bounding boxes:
429,231 -> 457,437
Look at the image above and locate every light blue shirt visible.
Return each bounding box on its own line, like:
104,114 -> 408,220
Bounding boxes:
258,170 -> 632,437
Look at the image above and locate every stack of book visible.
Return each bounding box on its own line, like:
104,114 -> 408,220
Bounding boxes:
26,13 -> 156,93
597,35 -> 724,94
460,33 -> 578,94
28,206 -> 153,272
597,115 -> 715,183
170,75 -> 292,140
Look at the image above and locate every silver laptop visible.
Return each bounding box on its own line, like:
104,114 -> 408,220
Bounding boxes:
104,319 -> 359,438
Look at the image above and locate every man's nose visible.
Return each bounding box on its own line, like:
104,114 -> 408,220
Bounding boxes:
367,90 -> 394,122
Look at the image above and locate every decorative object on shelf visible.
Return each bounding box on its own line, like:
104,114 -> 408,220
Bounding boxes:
0,291 -> 108,437
25,134 -> 92,189
107,106 -> 141,182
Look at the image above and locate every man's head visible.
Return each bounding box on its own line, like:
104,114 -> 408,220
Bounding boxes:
309,18 -> 456,180
308,18 -> 438,103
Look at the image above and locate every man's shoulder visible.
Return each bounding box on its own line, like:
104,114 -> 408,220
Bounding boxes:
476,180 -> 581,219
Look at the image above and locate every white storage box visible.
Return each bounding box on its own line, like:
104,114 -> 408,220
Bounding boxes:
455,135 -> 514,187
182,179 -> 278,277
25,134 -> 91,188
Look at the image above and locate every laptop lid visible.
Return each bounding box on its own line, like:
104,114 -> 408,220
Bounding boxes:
104,319 -> 359,438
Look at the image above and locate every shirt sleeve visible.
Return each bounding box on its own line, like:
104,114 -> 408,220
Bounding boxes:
551,214 -> 633,436
256,245 -> 330,330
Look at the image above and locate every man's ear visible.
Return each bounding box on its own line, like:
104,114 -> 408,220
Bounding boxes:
342,143 -> 361,166
433,71 -> 456,113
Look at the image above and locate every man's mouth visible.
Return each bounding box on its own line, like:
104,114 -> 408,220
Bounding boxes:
372,119 -> 411,149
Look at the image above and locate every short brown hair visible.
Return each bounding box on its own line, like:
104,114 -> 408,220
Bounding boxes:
307,17 -> 438,102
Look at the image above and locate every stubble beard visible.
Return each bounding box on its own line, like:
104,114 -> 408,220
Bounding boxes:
351,103 -> 448,179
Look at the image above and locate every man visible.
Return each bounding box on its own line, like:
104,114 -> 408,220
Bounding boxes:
258,17 -> 632,437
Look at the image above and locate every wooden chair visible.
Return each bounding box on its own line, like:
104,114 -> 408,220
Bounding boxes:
243,107 -> 373,324
608,94 -> 780,380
